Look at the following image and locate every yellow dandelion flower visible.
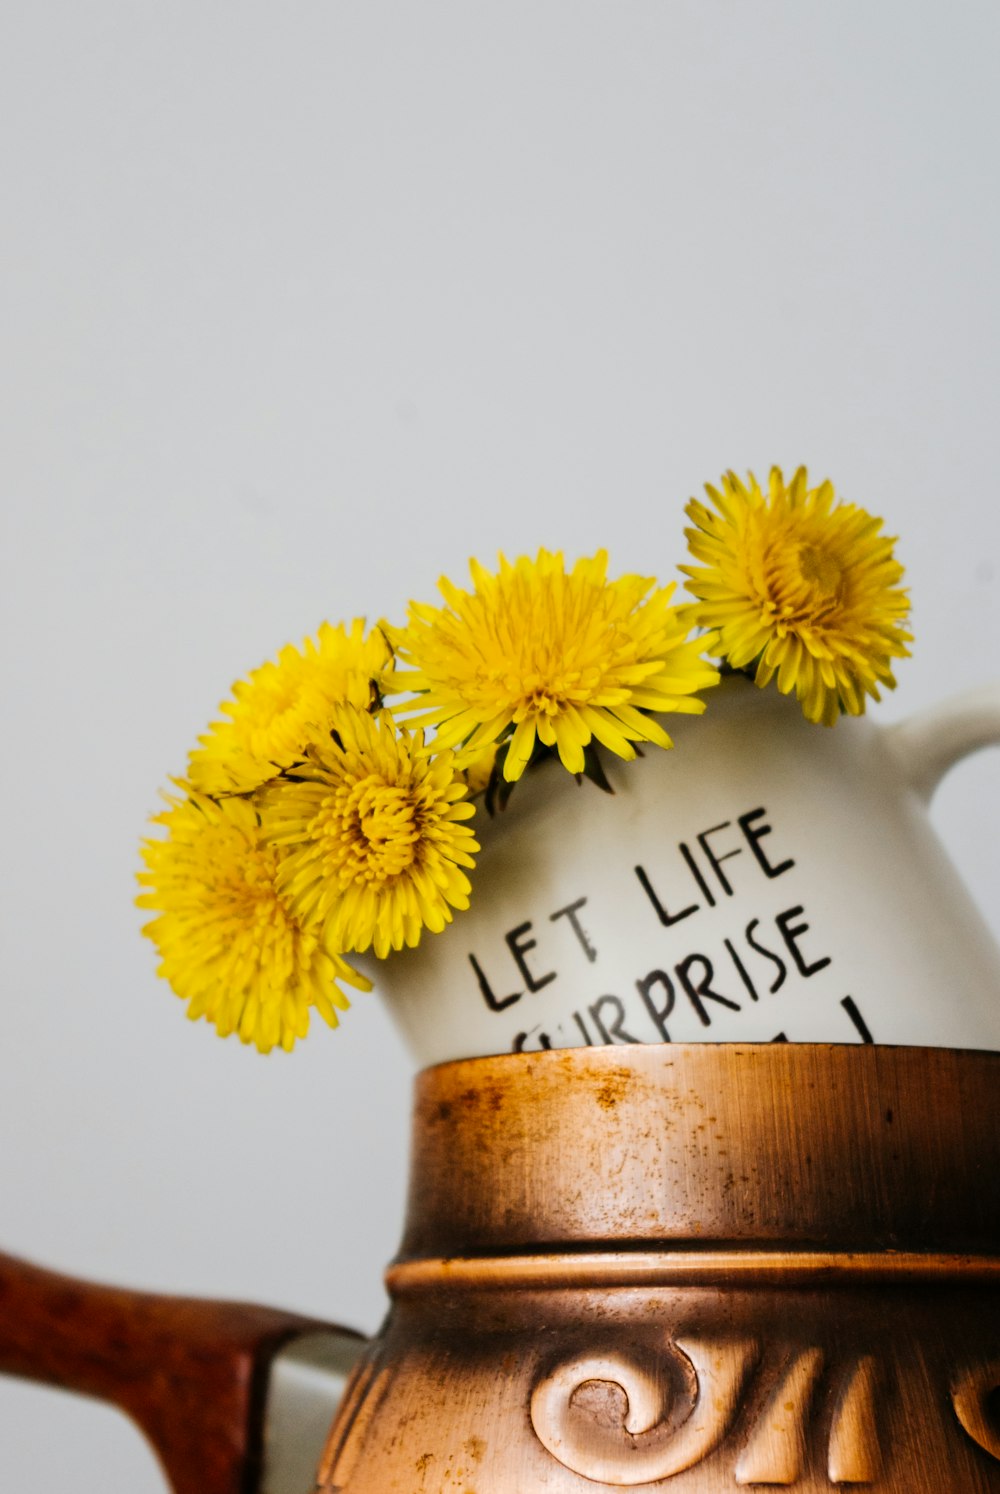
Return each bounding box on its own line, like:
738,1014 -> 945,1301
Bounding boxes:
137,789 -> 370,1053
384,549 -> 718,783
682,467 -> 912,726
259,706 -> 479,960
188,619 -> 392,796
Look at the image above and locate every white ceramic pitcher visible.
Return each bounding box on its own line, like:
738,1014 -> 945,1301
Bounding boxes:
366,676 -> 1000,1065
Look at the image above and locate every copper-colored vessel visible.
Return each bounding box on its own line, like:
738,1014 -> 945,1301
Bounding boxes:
2,1044 -> 998,1490
321,1043 -> 1000,1491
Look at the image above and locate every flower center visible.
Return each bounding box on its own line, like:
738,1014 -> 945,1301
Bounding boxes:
797,543 -> 842,597
501,658 -> 597,719
757,531 -> 845,634
327,775 -> 420,884
516,679 -> 567,718
198,839 -> 299,965
218,843 -> 281,913
242,678 -> 306,757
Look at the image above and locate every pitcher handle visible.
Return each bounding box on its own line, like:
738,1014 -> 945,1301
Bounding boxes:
882,683 -> 1000,801
0,1249 -> 364,1494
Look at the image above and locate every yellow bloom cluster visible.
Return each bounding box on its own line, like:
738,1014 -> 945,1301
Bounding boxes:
188,619 -> 391,795
386,550 -> 718,782
260,707 -> 478,959
137,789 -> 370,1052
682,468 -> 911,725
139,621 -> 477,1053
139,495 -> 909,1053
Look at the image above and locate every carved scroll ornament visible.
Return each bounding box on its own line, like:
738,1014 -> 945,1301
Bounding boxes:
530,1337 -> 888,1486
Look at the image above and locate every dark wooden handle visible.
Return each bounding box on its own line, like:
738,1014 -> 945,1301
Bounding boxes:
0,1249 -> 351,1494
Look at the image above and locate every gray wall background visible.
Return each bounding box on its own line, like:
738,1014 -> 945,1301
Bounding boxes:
2,3 -> 998,1488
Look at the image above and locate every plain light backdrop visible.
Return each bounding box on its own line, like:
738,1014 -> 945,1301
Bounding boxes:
2,3 -> 999,1488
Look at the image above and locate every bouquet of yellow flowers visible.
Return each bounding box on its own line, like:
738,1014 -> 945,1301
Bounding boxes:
138,467 -> 910,1053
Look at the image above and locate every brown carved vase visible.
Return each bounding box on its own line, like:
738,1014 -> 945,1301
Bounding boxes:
319,1043 -> 1000,1492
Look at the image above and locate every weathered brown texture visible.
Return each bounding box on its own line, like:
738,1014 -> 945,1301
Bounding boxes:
0,1251 -> 351,1494
398,1043 -> 1000,1258
2,1046 -> 997,1490
320,1044 -> 1000,1491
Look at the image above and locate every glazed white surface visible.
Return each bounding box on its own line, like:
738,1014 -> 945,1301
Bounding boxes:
374,678 -> 1000,1063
